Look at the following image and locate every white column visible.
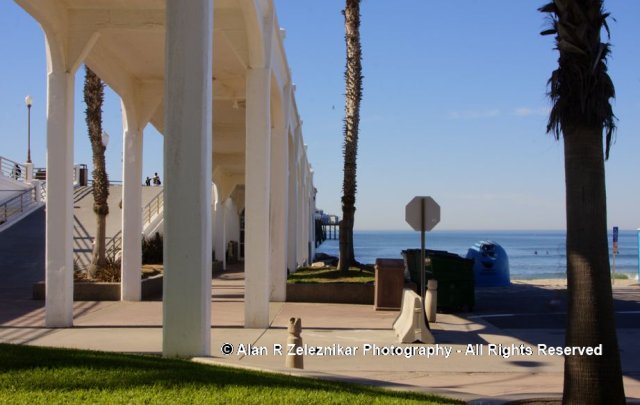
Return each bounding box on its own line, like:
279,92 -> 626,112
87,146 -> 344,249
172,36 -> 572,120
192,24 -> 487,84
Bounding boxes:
220,199 -> 228,270
211,187 -> 218,263
299,173 -> 308,265
309,175 -> 316,260
25,162 -> 33,183
163,0 -> 213,357
287,134 -> 297,273
121,104 -> 143,301
296,165 -> 304,267
244,67 -> 271,327
306,172 -> 313,263
33,180 -> 42,203
73,165 -> 81,186
269,124 -> 288,301
45,69 -> 75,327
303,178 -> 309,264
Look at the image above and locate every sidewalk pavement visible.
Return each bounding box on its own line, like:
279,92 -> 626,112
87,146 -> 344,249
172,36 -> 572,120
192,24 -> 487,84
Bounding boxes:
1,266 -> 639,404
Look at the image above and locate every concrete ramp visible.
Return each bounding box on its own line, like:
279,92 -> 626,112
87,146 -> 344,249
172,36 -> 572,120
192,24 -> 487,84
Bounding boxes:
0,175 -> 31,204
0,174 -> 43,232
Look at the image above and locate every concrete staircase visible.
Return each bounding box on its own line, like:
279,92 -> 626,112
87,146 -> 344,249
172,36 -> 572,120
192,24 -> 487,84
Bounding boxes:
73,185 -> 163,268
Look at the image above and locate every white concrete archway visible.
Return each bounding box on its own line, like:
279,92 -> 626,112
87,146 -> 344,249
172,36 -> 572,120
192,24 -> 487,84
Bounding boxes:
16,0 -> 318,357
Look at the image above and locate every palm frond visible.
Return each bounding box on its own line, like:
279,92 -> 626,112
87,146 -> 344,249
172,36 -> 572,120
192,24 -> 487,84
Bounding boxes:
539,0 -> 616,159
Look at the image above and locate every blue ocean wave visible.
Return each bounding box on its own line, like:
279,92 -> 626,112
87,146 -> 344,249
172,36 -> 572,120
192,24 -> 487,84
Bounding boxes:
315,230 -> 639,279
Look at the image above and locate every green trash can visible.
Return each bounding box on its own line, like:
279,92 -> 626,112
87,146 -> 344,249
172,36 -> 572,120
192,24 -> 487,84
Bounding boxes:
402,249 -> 475,311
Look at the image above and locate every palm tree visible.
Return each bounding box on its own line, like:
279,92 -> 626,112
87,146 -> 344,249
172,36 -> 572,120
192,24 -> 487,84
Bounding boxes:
84,66 -> 110,278
338,0 -> 363,272
539,1 -> 625,403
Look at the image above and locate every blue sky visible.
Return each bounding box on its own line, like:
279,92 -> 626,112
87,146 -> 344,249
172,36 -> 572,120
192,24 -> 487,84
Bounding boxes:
1,1 -> 639,231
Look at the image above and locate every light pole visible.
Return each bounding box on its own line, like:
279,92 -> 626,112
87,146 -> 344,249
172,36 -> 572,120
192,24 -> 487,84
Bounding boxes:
25,95 -> 32,163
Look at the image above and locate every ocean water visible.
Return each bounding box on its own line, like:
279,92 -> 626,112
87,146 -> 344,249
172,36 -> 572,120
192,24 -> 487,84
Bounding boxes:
315,230 -> 640,280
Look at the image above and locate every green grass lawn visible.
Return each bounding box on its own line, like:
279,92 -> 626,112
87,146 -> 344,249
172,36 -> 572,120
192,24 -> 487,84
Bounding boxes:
288,266 -> 375,284
612,272 -> 629,280
0,344 -> 461,404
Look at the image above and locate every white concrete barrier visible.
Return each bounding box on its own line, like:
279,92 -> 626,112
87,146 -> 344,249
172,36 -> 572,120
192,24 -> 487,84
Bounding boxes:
425,279 -> 438,322
392,289 -> 435,344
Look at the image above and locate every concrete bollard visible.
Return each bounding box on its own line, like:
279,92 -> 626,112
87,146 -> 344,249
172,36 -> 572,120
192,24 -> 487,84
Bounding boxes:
425,279 -> 438,323
285,317 -> 303,369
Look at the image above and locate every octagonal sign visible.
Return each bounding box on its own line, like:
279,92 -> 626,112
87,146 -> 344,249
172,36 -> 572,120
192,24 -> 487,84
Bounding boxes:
405,196 -> 440,231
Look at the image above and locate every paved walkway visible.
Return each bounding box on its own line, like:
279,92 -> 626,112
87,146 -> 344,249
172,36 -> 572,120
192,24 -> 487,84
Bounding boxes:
1,237 -> 640,403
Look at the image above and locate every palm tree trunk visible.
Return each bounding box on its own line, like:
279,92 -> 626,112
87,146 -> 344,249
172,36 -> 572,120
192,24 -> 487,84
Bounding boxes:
92,213 -> 107,272
563,125 -> 625,404
338,0 -> 362,272
85,67 -> 109,278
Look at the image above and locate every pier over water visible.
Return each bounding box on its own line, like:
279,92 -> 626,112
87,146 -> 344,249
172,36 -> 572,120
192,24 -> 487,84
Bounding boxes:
316,210 -> 339,246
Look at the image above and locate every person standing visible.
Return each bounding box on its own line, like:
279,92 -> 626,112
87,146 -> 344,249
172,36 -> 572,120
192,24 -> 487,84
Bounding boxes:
11,164 -> 21,180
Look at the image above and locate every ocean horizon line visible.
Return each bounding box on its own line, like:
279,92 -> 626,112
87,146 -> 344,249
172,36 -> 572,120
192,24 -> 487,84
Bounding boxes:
349,228 -> 634,233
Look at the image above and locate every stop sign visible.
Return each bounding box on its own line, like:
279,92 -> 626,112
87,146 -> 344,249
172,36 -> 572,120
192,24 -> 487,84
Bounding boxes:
405,196 -> 440,231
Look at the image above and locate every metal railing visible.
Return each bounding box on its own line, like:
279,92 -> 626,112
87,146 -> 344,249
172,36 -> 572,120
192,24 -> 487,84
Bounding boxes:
106,230 -> 122,258
0,187 -> 38,225
143,189 -> 164,226
85,187 -> 163,262
96,188 -> 163,261
0,156 -> 26,182
86,179 -> 123,185
39,181 -> 47,202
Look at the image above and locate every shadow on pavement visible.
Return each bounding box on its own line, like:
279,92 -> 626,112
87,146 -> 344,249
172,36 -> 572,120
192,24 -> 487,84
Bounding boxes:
470,282 -> 640,382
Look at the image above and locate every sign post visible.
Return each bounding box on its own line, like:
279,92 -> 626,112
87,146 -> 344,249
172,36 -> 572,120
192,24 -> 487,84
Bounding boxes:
405,196 -> 441,301
612,226 -> 618,283
637,228 -> 640,282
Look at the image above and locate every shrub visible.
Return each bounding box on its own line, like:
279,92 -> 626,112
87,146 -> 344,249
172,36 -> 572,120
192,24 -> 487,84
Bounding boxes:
94,251 -> 121,282
142,232 -> 163,264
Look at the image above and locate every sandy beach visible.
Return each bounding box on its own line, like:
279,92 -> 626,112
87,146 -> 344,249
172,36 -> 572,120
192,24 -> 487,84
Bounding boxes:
512,277 -> 638,288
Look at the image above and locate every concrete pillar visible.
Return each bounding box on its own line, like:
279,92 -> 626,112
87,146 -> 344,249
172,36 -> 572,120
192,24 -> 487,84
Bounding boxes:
33,180 -> 42,203
121,102 -> 143,301
163,0 -> 213,357
309,174 -> 316,260
307,174 -> 313,262
73,165 -> 81,186
25,162 -> 33,183
296,164 -> 304,267
244,67 -> 271,327
287,134 -> 297,273
220,199 -> 228,270
299,172 -> 308,265
304,179 -> 310,263
211,186 -> 218,262
44,67 -> 75,327
270,123 -> 288,301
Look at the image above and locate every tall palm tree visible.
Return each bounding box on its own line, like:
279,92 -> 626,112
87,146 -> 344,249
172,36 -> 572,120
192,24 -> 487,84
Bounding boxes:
84,66 -> 110,278
539,1 -> 625,403
338,0 -> 363,272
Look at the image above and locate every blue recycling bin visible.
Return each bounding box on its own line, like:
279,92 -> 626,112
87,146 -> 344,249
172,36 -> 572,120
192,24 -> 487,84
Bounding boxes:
466,241 -> 510,287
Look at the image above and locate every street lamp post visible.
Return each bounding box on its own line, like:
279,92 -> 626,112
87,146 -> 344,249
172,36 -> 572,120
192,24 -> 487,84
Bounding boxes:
25,95 -> 32,163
